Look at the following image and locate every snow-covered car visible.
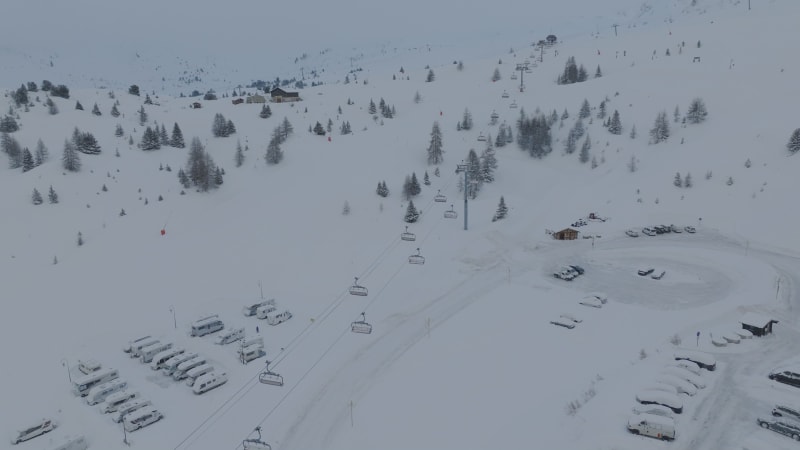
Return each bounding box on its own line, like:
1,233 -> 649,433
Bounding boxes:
11,418 -> 56,445
674,350 -> 716,371
769,369 -> 800,388
583,292 -> 608,304
662,366 -> 706,389
684,226 -> 696,233
578,297 -> 603,308
642,227 -> 657,236
651,271 -> 666,280
773,405 -> 800,423
757,417 -> 800,441
670,359 -> 703,375
632,403 -> 675,418
657,374 -> 697,396
638,268 -> 655,276
559,313 -> 582,323
550,319 -> 575,329
569,265 -> 585,275
626,229 -> 639,237
635,391 -> 683,414
670,224 -> 682,233
553,267 -> 578,281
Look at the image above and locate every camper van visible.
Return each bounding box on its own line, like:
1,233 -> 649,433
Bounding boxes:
173,356 -> 207,380
266,310 -> 292,325
627,413 -> 676,440
123,335 -> 152,353
238,343 -> 265,363
123,407 -> 164,432
112,399 -> 151,423
10,418 -> 56,444
140,342 -> 173,364
192,372 -> 228,394
130,338 -> 160,358
190,315 -> 224,337
243,299 -> 276,317
256,304 -> 277,319
185,364 -> 215,387
86,378 -> 128,405
162,352 -> 199,376
72,367 -> 119,397
78,359 -> 101,375
150,347 -> 184,370
101,390 -> 138,413
47,435 -> 88,450
215,327 -> 244,345
242,336 -> 263,348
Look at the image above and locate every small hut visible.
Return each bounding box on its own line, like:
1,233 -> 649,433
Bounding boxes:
552,228 -> 579,240
740,312 -> 778,337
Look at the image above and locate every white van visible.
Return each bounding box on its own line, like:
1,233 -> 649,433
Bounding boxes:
11,418 -> 56,444
266,310 -> 292,325
243,299 -> 276,317
123,335 -> 152,353
47,435 -> 88,450
173,356 -> 207,380
140,342 -> 172,364
190,315 -> 224,337
130,338 -> 160,358
215,327 -> 244,345
86,378 -> 128,405
112,398 -> 151,423
72,367 -> 119,397
162,352 -> 199,376
185,364 -> 215,387
627,413 -> 676,440
242,336 -> 263,348
101,390 -> 138,413
77,359 -> 101,375
238,343 -> 265,363
192,372 -> 228,394
150,347 -> 185,370
123,407 -> 163,432
256,304 -> 277,319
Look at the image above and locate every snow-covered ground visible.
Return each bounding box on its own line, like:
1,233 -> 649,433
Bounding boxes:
2,1 -> 800,449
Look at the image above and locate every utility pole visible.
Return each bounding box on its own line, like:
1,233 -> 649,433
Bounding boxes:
456,162 -> 470,230
515,62 -> 529,92
613,24 -> 618,36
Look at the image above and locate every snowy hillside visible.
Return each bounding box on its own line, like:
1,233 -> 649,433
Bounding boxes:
2,1 -> 800,449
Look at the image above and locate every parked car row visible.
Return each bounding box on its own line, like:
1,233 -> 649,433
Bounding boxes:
769,368 -> 800,388
553,265 -> 585,281
628,352 -> 715,441
550,313 -> 582,329
632,224 -> 696,237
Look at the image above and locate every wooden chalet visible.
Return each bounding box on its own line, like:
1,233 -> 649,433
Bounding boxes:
552,228 -> 579,240
740,312 -> 778,337
232,98 -> 244,105
270,87 -> 300,103
191,102 -> 202,109
246,94 -> 266,104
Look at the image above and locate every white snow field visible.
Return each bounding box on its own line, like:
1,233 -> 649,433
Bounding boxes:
1,1 -> 800,449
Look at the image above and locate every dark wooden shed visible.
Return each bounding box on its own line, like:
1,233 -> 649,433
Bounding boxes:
553,228 -> 579,240
740,312 -> 778,337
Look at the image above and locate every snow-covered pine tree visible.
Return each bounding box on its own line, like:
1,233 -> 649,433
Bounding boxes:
426,69 -> 435,82
259,104 -> 272,119
110,104 -> 120,117
673,105 -> 681,123
629,124 -> 637,139
265,136 -> 283,165
159,124 -> 169,146
461,108 -> 473,130
492,196 -> 508,222
75,101 -> 83,110
368,99 -> 377,115
31,188 -> 43,205
171,123 -> 185,148
138,106 -> 147,126
649,111 -> 670,144
404,200 -> 419,223
410,172 -> 421,196
595,65 -> 602,78
579,99 -> 591,119
313,121 -> 325,135
674,172 -> 683,187
212,113 -> 228,137
48,185 -> 58,203
579,135 -> 591,163
597,100 -> 607,119
424,171 -> 431,185
62,139 -> 81,171
686,98 -> 708,124
235,140 -> 245,167
115,124 -> 124,137
787,128 -> 800,155
225,119 -> 236,136
608,110 -> 622,135
413,91 -> 422,104
684,172 -> 693,188
492,67 -> 501,82
466,149 -> 482,199
92,103 -> 101,116
21,148 -> 34,172
427,121 -> 444,165
34,139 -> 48,166
564,132 -> 577,154
139,126 -> 161,150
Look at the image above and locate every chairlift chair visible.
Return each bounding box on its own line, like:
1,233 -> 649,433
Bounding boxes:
510,73 -> 518,80
501,90 -> 510,98
243,426 -> 272,450
351,312 -> 373,334
509,101 -> 518,109
408,248 -> 425,265
477,133 -> 486,142
434,190 -> 447,203
349,277 -> 368,296
400,225 -> 416,241
444,205 -> 458,219
258,362 -> 284,387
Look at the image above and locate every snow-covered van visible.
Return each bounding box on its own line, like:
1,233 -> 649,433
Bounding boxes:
627,413 -> 676,440
662,366 -> 706,389
112,399 -> 151,423
72,367 -> 119,397
185,364 -> 215,387
150,347 -> 184,370
173,356 -> 207,380
10,418 -> 56,444
123,407 -> 163,432
243,299 -> 275,317
266,310 -> 292,325
47,435 -> 88,450
190,315 -> 224,337
192,372 -> 228,394
162,352 -> 199,376
242,336 -> 263,348
674,350 -> 716,371
86,378 -> 128,405
101,390 -> 138,413
140,342 -> 173,364
238,343 -> 265,363
123,335 -> 152,353
256,304 -> 277,319
130,338 -> 160,358
657,374 -> 698,396
215,327 -> 244,345
77,359 -> 101,375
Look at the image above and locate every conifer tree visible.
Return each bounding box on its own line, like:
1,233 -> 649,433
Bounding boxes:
649,111 -> 670,144
265,136 -> 283,165
159,124 -> 169,146
595,65 -> 602,78
630,124 -> 638,139
139,126 -> 161,150
492,67 -> 501,82
674,172 -> 683,187
48,185 -> 58,203
368,99 -> 377,115
427,121 -> 444,165
404,200 -> 419,223
170,123 -> 185,148
686,98 -> 708,124
787,128 -> 800,155
608,110 -> 622,135
21,148 -> 34,172
684,172 -> 693,188
62,139 -> 81,172
426,69 -> 435,82
423,171 -> 431,186
579,99 -> 591,119
234,140 -> 245,167
579,135 -> 591,163
259,104 -> 272,119
32,188 -> 43,205
138,106 -> 147,125
410,172 -> 421,196
460,108 -> 473,130
492,196 -> 508,221
92,103 -> 101,116
115,124 -> 124,137
110,104 -> 120,117
75,101 -> 84,110
34,139 -> 48,166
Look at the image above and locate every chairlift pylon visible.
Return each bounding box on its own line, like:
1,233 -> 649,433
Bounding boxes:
408,248 -> 425,265
351,312 -> 373,334
349,277 -> 368,296
444,205 -> 458,219
243,426 -> 272,450
434,190 -> 447,203
258,361 -> 284,387
401,225 -> 416,241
